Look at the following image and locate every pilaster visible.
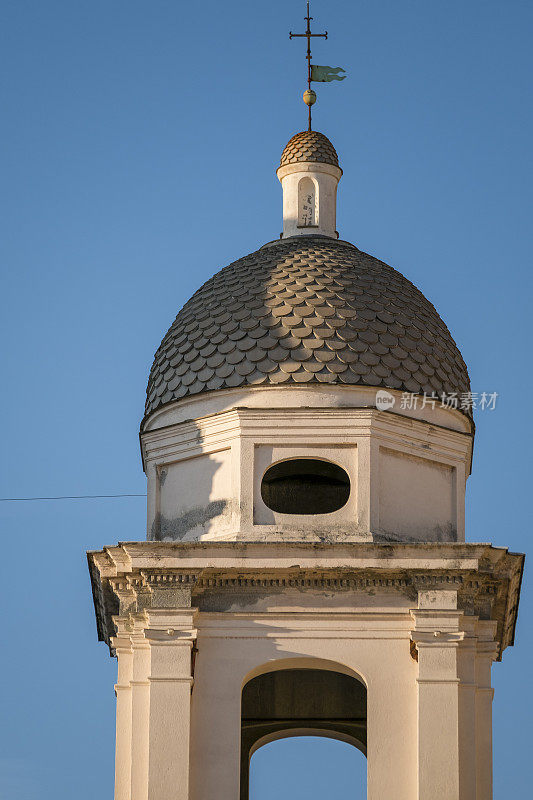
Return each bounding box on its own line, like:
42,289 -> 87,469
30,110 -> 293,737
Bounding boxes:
144,608 -> 197,800
111,617 -> 133,800
475,623 -> 498,800
411,589 -> 495,800
110,573 -> 198,800
130,613 -> 151,800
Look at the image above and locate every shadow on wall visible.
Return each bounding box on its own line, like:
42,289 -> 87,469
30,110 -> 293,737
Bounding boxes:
189,595 -> 376,798
150,434 -> 232,541
150,245 -> 357,543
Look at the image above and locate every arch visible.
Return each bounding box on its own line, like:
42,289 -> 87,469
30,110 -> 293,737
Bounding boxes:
298,176 -> 318,227
240,665 -> 367,799
241,655 -> 368,688
249,728 -> 367,758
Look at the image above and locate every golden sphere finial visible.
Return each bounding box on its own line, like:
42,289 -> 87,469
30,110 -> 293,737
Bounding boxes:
303,89 -> 316,106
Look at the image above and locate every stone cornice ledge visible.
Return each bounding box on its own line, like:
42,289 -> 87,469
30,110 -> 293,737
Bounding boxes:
87,542 -> 524,661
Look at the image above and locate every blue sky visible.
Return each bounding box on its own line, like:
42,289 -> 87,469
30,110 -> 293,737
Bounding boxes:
1,1 -> 531,797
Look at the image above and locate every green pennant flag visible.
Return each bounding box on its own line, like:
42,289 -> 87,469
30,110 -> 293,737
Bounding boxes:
311,65 -> 347,82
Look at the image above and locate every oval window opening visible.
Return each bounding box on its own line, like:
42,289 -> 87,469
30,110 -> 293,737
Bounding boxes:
261,459 -> 350,515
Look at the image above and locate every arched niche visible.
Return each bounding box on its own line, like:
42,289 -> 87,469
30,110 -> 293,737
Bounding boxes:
298,176 -> 318,227
240,668 -> 367,799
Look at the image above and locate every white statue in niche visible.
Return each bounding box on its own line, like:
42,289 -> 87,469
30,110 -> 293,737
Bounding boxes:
298,177 -> 317,227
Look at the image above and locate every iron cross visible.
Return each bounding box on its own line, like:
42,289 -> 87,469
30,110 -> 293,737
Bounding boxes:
289,2 -> 327,130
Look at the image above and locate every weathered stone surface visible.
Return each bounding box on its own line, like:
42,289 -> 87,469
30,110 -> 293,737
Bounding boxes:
88,541 -> 524,660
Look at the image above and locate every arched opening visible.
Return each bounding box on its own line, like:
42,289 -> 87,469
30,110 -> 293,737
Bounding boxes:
298,176 -> 318,227
241,668 -> 367,799
249,736 -> 367,799
260,459 -> 350,515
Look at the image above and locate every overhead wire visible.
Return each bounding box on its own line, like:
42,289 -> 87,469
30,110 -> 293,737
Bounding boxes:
0,493 -> 146,502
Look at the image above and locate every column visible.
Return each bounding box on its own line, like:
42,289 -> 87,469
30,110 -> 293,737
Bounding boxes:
411,590 -> 478,800
356,435 -> 373,533
111,618 -> 133,800
130,613 -> 151,800
475,622 -> 498,800
144,608 -> 197,800
189,636 -> 244,800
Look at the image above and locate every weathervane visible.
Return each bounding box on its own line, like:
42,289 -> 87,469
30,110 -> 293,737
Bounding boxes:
289,2 -> 346,131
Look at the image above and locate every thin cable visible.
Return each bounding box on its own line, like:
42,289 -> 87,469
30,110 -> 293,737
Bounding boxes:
0,493 -> 147,502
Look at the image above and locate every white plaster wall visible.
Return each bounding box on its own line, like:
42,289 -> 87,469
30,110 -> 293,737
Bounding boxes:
142,402 -> 471,543
155,449 -> 234,541
189,608 -> 418,800
277,161 -> 341,239
103,544 -> 512,800
143,385 -> 471,435
378,447 -> 457,542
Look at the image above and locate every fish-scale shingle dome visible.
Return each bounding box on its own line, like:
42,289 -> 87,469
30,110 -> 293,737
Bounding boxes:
280,131 -> 339,168
145,236 -> 470,420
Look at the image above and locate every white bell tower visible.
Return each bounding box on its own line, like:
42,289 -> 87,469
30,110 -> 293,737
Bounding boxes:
88,58 -> 523,800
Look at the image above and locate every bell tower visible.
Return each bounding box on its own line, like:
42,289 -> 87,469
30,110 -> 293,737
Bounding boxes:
87,8 -> 523,800
278,130 -> 342,239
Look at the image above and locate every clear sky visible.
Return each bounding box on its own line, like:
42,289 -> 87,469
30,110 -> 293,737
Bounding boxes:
1,1 -> 531,797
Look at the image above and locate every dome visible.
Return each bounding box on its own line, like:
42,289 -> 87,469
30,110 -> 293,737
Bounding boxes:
280,131 -> 339,168
145,236 -> 470,419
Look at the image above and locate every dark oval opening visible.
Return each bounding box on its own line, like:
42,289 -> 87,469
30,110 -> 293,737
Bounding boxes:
261,459 -> 350,515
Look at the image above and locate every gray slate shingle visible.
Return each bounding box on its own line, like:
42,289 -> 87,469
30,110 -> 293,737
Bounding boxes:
144,237 -> 471,420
